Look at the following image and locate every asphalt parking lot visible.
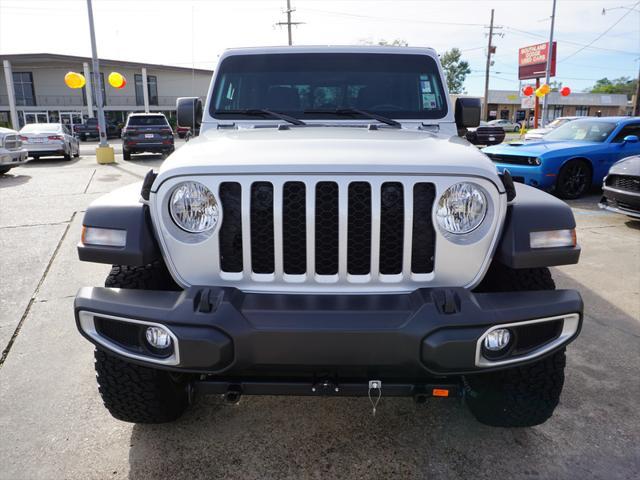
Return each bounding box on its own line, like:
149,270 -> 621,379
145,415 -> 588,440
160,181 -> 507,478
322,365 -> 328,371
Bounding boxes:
0,148 -> 638,480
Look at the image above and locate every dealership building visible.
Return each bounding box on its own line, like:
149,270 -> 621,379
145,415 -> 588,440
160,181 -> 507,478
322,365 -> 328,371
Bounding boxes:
0,53 -> 213,130
486,89 -> 629,123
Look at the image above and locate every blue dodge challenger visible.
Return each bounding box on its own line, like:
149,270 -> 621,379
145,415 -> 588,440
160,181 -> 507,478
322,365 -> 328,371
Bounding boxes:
483,117 -> 640,199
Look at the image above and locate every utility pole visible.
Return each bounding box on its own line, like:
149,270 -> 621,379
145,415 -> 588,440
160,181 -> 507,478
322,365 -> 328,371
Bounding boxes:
541,0 -> 557,127
86,0 -> 114,162
482,9 -> 495,121
633,66 -> 640,116
276,0 -> 304,46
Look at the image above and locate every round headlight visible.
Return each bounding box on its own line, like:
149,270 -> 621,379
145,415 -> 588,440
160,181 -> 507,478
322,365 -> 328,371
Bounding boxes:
169,181 -> 219,233
436,182 -> 487,234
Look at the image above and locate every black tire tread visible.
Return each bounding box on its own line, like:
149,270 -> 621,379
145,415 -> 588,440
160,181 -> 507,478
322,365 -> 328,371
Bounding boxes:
95,349 -> 189,423
475,262 -> 555,293
104,261 -> 179,291
464,349 -> 566,427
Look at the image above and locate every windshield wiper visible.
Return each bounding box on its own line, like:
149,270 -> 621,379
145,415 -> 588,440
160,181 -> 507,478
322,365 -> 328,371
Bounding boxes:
304,108 -> 401,128
214,109 -> 306,126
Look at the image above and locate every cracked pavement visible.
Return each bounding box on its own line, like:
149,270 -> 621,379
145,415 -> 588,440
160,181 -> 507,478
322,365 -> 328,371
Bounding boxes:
0,150 -> 638,479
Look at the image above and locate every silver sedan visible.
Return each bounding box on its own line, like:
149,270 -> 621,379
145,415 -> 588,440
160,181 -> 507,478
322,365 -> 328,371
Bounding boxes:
19,123 -> 80,160
488,119 -> 522,133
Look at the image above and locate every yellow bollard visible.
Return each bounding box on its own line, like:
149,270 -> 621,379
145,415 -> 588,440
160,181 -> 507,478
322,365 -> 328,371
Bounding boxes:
96,146 -> 115,164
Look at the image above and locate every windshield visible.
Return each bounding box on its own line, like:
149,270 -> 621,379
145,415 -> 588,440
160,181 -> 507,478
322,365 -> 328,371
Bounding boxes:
544,120 -> 616,142
20,123 -> 61,133
127,115 -> 168,126
210,53 -> 448,120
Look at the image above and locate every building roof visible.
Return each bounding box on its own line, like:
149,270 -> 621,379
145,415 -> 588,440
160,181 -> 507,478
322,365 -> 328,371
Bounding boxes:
0,53 -> 213,74
487,89 -> 627,107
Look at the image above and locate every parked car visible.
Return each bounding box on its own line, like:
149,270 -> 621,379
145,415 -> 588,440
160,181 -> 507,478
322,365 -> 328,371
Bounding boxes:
483,117 -> 640,199
19,123 -> 80,160
0,127 -> 28,174
121,113 -> 175,160
525,116 -> 579,142
74,118 -> 121,141
488,118 -> 521,133
599,155 -> 640,219
465,121 -> 506,146
75,46 -> 584,429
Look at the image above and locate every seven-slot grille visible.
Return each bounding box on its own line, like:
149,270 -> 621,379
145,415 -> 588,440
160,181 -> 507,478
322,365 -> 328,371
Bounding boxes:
217,180 -> 436,280
606,175 -> 640,193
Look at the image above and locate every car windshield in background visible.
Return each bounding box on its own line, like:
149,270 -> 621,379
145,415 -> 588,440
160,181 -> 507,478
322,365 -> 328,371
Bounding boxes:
127,116 -> 168,126
544,120 -> 616,143
211,53 -> 448,120
547,118 -> 571,129
20,123 -> 62,133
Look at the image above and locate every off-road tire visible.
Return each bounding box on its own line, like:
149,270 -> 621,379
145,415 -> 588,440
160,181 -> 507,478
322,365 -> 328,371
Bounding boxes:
94,349 -> 190,423
464,349 -> 566,427
104,261 -> 180,291
0,166 -> 12,175
98,261 -> 187,423
468,263 -> 564,427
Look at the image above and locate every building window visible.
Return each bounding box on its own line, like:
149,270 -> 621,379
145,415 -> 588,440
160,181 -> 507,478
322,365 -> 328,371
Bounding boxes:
135,74 -> 158,106
148,75 -> 158,105
576,106 -> 588,116
546,105 -> 563,122
13,72 -> 36,106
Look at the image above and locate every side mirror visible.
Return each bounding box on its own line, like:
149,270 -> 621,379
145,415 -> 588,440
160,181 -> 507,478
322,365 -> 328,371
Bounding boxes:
177,97 -> 203,135
622,135 -> 639,145
455,97 -> 481,129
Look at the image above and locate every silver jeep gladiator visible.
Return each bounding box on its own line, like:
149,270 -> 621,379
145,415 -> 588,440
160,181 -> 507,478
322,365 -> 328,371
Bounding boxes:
74,46 -> 582,427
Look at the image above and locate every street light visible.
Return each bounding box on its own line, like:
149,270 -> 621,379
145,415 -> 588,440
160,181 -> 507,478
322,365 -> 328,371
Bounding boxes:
86,0 -> 115,164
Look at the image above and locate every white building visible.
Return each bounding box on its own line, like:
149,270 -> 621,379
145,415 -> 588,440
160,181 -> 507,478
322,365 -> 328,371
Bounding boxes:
0,53 -> 212,130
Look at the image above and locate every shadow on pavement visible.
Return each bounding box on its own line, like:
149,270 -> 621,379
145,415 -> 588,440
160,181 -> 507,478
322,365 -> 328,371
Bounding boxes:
0,173 -> 31,188
126,271 -> 639,480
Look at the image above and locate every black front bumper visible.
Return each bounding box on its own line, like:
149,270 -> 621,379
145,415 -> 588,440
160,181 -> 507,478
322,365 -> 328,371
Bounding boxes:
75,286 -> 583,377
600,187 -> 640,218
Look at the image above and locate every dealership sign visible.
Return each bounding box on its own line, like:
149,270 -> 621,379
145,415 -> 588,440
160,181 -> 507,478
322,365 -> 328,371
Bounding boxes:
518,42 -> 557,80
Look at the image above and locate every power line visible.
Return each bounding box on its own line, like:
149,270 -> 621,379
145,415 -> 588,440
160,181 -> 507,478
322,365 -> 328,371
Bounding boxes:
559,1 -> 640,62
275,0 -> 304,46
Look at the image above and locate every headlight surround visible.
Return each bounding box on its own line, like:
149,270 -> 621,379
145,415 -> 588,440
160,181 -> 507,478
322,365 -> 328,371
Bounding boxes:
169,181 -> 220,233
436,182 -> 487,235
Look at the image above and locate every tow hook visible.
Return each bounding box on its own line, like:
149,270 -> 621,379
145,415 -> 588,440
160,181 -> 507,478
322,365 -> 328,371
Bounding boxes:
311,379 -> 340,395
223,386 -> 242,404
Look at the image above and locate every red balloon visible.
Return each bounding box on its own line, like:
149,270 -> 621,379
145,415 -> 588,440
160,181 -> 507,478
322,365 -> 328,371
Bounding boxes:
560,86 -> 571,97
522,85 -> 534,97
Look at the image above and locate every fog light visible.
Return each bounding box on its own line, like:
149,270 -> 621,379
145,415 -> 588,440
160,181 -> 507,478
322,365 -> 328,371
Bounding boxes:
145,326 -> 172,349
483,328 -> 511,352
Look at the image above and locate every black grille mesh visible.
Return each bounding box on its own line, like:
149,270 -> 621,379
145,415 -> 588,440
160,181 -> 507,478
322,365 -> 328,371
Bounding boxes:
250,182 -> 275,274
379,182 -> 404,275
283,182 -> 307,275
219,182 -> 243,272
315,182 -> 339,275
607,175 -> 640,193
348,182 -> 372,275
411,183 -> 436,274
218,180 -> 436,278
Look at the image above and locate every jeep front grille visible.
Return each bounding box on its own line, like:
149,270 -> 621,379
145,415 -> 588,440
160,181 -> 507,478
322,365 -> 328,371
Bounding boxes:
216,179 -> 435,280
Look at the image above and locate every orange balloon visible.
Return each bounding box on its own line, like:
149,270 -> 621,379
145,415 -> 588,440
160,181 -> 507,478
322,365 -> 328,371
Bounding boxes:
64,71 -> 85,89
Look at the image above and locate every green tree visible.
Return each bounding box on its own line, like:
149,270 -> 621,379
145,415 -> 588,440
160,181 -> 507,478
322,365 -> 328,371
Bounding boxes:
589,77 -> 637,97
359,38 -> 408,47
440,48 -> 471,94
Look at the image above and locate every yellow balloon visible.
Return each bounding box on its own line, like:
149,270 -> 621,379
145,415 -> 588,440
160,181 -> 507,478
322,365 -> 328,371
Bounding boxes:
539,83 -> 551,95
108,71 -> 126,89
64,71 -> 85,89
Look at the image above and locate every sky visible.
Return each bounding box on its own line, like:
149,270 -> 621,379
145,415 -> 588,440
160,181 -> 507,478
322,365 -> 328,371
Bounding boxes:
0,0 -> 638,96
